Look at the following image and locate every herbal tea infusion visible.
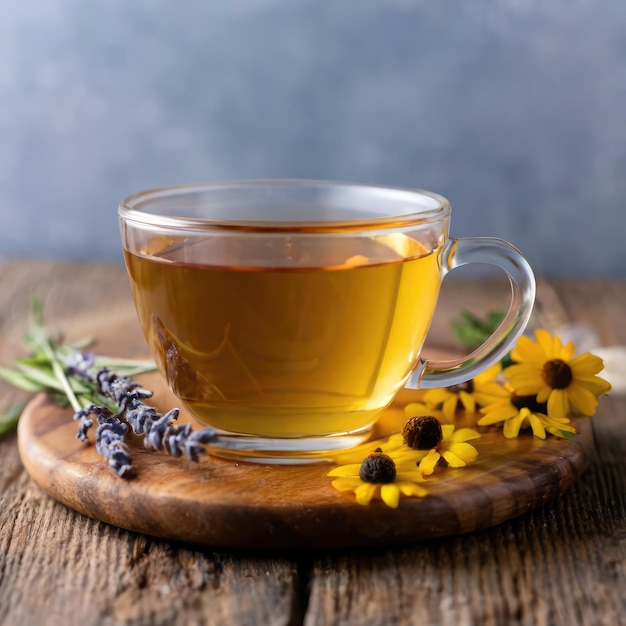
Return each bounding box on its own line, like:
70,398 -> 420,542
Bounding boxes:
119,181 -> 535,461
125,234 -> 442,438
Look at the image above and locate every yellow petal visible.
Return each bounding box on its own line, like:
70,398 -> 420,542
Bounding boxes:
442,395 -> 459,421
480,397 -> 517,412
393,450 -> 428,465
442,450 -> 468,468
445,442 -> 479,466
545,419 -> 578,437
450,428 -> 481,443
380,484 -> 400,509
528,413 -> 546,439
459,390 -> 476,414
559,341 -> 576,361
475,362 -> 502,383
566,383 -> 599,416
579,377 -> 612,396
404,402 -> 436,417
511,335 -> 546,363
547,389 -> 569,418
331,477 -> 363,492
441,424 -> 456,440
327,463 -> 362,477
505,366 -> 544,395
424,388 -> 450,406
569,353 -> 605,377
398,482 -> 428,498
418,450 -> 441,476
474,384 -> 511,406
505,368 -> 543,384
331,437 -> 392,464
503,414 -> 524,438
386,433 -> 406,448
478,406 -> 518,426
536,386 -> 553,403
396,469 -> 427,483
354,483 -> 377,506
535,329 -> 557,359
513,382 -> 545,397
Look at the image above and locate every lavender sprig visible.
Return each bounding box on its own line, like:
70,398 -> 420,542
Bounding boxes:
0,297 -> 217,476
73,369 -> 217,477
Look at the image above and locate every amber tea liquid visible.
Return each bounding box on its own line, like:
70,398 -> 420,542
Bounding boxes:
124,234 -> 442,445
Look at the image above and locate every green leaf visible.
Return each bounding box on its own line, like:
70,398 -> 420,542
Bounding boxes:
0,366 -> 45,392
0,295 -> 156,417
13,362 -> 64,390
11,362 -> 92,396
451,309 -> 507,350
0,401 -> 27,437
555,428 -> 577,440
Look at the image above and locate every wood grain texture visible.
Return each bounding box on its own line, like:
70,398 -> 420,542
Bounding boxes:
17,379 -> 593,549
1,260 -> 624,625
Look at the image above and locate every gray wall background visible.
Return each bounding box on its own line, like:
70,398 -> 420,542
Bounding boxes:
1,0 -> 625,277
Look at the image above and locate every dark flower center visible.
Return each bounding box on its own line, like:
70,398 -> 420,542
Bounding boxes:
359,448 -> 397,483
542,359 -> 573,389
447,380 -> 474,394
511,394 -> 548,414
402,416 -> 443,450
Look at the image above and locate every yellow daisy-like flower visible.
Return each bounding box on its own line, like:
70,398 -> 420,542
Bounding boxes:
387,425 -> 481,477
505,329 -> 611,418
422,363 -> 506,422
328,450 -> 428,508
478,387 -> 577,439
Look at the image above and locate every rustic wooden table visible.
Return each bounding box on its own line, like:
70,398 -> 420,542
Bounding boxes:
0,260 -> 624,626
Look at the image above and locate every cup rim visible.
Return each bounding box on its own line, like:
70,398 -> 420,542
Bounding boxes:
118,179 -> 451,233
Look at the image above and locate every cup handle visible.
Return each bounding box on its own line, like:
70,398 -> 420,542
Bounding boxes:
407,237 -> 536,389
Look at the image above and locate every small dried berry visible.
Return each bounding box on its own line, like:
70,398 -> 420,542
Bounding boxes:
359,448 -> 397,483
402,416 -> 443,450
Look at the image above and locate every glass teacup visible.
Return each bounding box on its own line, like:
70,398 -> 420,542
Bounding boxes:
119,180 -> 535,462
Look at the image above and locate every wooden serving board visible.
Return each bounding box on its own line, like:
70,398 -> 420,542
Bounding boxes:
17,372 -> 593,549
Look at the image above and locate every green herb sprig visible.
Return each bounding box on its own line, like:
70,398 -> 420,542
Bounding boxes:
0,298 -> 217,477
451,309 -> 515,367
451,309 -> 507,351
0,297 -> 156,432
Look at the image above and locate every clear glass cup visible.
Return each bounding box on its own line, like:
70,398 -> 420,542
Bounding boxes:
119,180 -> 535,462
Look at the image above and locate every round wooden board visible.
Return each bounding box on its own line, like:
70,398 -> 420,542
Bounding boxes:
17,372 -> 594,549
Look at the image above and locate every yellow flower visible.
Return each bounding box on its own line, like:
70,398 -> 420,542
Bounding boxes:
478,387 -> 578,439
402,424 -> 480,476
505,329 -> 611,418
331,436 -> 398,466
403,400 -> 446,424
328,449 -> 427,508
422,363 -> 506,422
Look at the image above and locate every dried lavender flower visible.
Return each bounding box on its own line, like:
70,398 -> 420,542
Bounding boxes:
73,407 -> 94,442
63,351 -> 96,380
94,413 -> 133,477
96,369 -> 153,409
73,369 -> 218,477
163,422 -> 192,458
108,445 -> 133,478
144,409 -> 180,451
182,427 -> 218,462
125,399 -> 164,436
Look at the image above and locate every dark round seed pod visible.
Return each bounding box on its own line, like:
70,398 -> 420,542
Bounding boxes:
359,448 -> 397,483
402,416 -> 443,450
